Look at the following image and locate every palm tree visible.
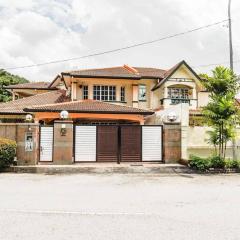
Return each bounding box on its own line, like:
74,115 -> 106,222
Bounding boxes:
201,66 -> 239,159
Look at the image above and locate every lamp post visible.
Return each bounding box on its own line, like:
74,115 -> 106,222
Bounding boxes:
228,0 -> 236,160
228,0 -> 233,71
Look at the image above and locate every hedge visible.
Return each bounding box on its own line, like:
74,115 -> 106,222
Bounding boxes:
0,138 -> 17,170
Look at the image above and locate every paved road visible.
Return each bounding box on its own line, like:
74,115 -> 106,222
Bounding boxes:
0,173 -> 240,240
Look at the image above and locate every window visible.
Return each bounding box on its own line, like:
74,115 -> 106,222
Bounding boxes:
138,85 -> 146,101
121,87 -> 125,102
168,88 -> 189,99
93,85 -> 116,101
83,86 -> 88,99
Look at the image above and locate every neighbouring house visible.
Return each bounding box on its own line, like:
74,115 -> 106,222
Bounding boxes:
1,60 -> 229,165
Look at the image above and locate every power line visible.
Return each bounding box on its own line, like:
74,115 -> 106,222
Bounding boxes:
1,19 -> 228,71
193,59 -> 240,68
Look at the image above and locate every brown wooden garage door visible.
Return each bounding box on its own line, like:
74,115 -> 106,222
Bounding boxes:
97,126 -> 118,162
120,126 -> 141,162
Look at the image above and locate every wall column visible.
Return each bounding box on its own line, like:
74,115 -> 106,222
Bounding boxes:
163,123 -> 181,163
16,123 -> 40,165
53,120 -> 73,165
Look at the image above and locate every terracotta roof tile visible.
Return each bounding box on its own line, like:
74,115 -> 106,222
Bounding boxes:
0,90 -> 69,114
24,100 -> 154,115
4,81 -> 56,90
62,66 -> 167,79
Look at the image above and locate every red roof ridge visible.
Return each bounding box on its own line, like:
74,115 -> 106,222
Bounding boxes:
123,64 -> 139,74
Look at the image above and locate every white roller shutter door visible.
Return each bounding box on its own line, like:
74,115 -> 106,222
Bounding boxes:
40,127 -> 53,162
75,126 -> 96,162
142,126 -> 162,161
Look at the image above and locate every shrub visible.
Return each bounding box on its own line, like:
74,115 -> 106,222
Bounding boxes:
189,155 -> 211,171
224,159 -> 240,169
0,138 -> 17,170
209,155 -> 225,169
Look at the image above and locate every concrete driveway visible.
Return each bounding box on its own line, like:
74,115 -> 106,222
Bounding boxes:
0,173 -> 240,240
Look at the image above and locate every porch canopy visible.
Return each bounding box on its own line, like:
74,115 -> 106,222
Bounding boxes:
24,100 -> 154,124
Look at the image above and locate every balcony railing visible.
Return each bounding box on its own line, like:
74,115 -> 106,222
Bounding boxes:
170,98 -> 190,105
160,98 -> 191,105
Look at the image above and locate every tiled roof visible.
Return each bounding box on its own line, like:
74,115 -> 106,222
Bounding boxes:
4,81 -> 56,90
24,100 -> 154,115
62,65 -> 167,79
0,90 -> 68,114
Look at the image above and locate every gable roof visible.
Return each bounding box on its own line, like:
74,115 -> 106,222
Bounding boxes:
24,99 -> 154,115
61,65 -> 167,80
4,81 -> 56,90
0,90 -> 69,115
151,60 -> 202,91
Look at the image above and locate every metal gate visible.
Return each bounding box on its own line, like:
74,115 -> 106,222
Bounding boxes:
96,126 -> 118,162
74,125 -> 163,162
75,126 -> 96,162
120,126 -> 141,162
39,126 -> 53,162
142,126 -> 162,161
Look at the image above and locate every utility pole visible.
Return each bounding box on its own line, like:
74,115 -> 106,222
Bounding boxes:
228,0 -> 236,160
228,0 -> 233,70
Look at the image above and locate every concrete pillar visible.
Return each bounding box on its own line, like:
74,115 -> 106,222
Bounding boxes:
163,123 -> 181,163
16,123 -> 40,165
53,120 -> 73,165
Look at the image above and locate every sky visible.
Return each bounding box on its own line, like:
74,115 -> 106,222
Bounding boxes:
0,0 -> 239,82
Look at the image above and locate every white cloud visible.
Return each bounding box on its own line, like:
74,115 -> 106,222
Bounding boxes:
0,0 -> 239,82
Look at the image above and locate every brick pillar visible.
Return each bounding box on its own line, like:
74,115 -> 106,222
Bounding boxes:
16,123 -> 39,165
53,120 -> 73,165
163,123 -> 181,163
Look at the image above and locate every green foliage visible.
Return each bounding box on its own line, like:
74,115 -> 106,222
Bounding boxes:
210,155 -> 225,168
189,154 -> 240,171
0,138 -> 17,170
202,66 -> 239,159
224,159 -> 240,169
188,155 -> 211,171
0,69 -> 29,102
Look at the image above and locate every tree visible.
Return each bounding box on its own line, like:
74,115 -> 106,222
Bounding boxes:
201,66 -> 239,159
0,69 -> 29,102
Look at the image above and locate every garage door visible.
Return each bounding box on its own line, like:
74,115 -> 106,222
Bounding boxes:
142,126 -> 162,161
75,126 -> 96,162
40,126 -> 53,162
97,126 -> 118,162
121,126 -> 141,162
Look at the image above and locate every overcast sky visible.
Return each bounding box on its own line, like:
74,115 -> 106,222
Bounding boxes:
0,0 -> 239,82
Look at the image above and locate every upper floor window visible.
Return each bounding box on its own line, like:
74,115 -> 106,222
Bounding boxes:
93,85 -> 116,101
83,86 -> 88,99
121,87 -> 125,102
168,88 -> 189,99
138,85 -> 146,101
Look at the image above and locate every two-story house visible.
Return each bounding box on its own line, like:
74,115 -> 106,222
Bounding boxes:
0,60 -> 208,124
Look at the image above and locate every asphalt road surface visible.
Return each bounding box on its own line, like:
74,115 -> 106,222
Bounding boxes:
0,173 -> 240,240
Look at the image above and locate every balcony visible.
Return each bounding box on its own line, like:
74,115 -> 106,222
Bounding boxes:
160,98 -> 197,109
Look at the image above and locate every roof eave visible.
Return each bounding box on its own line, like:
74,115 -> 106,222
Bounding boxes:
61,72 -> 141,80
151,60 -> 201,91
23,108 -> 154,115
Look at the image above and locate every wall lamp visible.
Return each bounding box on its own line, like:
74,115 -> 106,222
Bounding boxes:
167,112 -> 178,123
25,114 -> 33,131
60,110 -> 69,136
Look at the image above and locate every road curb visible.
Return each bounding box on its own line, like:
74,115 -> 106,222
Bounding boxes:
7,164 -> 194,175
